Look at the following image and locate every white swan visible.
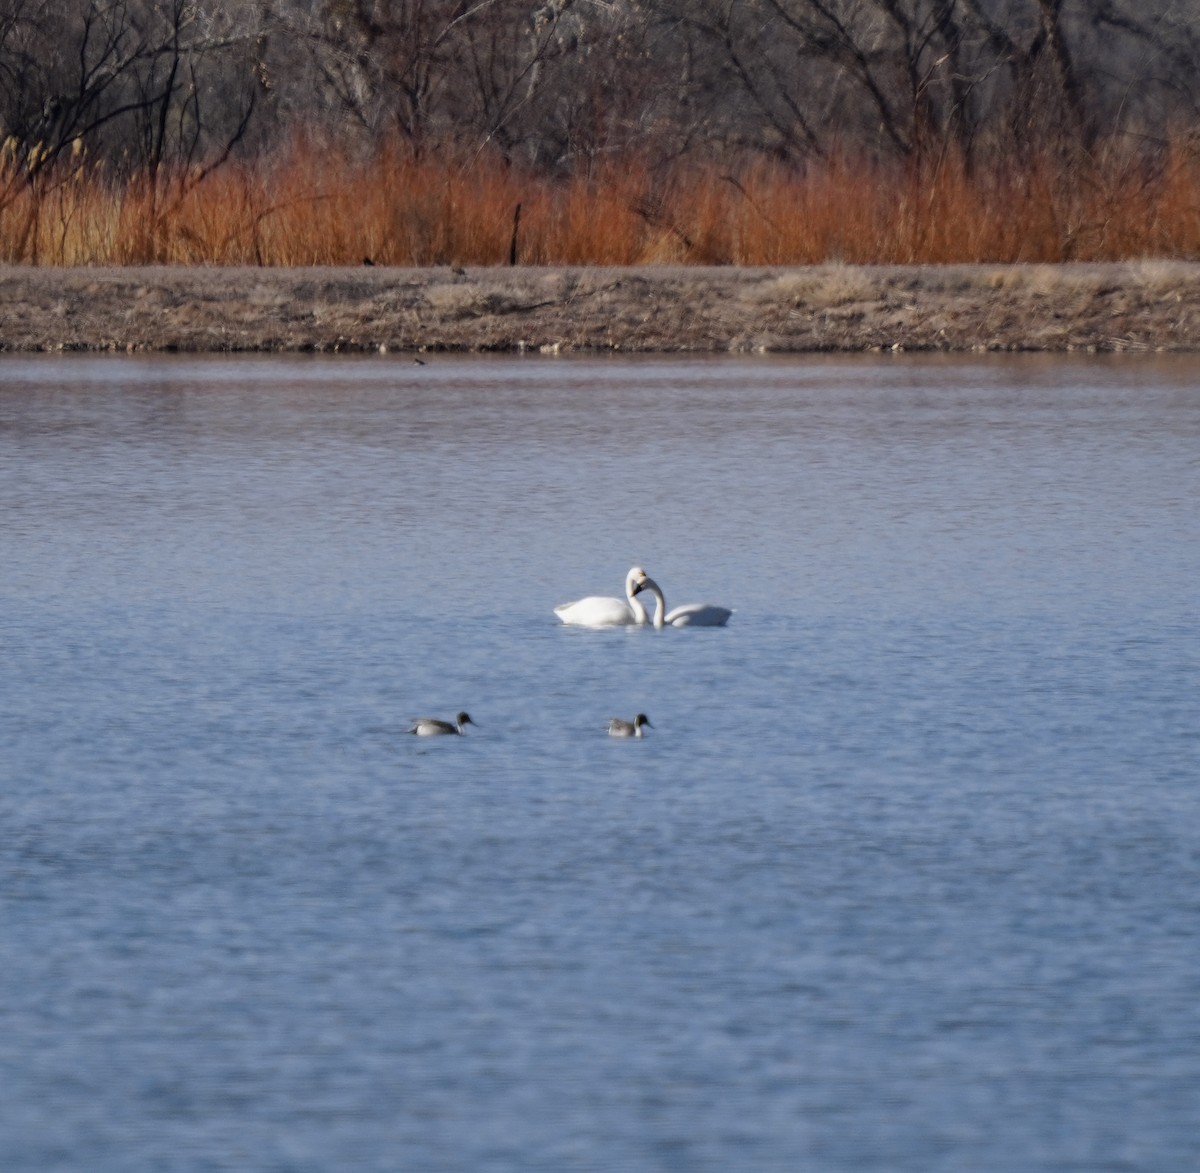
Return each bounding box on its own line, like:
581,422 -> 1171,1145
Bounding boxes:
409,711 -> 475,736
554,566 -> 652,627
633,573 -> 733,628
608,713 -> 652,738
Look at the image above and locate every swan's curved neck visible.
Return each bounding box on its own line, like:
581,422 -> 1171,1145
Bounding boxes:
644,582 -> 667,629
625,579 -> 649,625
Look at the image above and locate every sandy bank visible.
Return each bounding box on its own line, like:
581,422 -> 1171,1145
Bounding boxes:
4,262 -> 1200,355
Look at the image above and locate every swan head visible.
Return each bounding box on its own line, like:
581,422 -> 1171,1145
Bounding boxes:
630,573 -> 660,598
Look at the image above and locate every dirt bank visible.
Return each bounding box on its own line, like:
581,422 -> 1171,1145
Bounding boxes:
4,262 -> 1200,354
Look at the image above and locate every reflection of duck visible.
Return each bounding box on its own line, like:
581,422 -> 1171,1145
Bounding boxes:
633,573 -> 733,628
608,713 -> 652,738
554,567 -> 652,627
409,711 -> 475,736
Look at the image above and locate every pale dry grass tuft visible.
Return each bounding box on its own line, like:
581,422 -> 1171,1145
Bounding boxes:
751,265 -> 881,308
980,265 -> 1112,296
1122,258 -> 1195,295
422,284 -> 486,315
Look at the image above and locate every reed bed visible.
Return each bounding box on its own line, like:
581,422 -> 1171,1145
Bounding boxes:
3,139 -> 1200,266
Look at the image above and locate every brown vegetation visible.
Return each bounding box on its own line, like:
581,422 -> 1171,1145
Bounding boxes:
5,143 -> 1200,268
3,2 -> 1200,268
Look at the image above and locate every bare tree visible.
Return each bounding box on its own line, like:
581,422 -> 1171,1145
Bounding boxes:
0,0 -> 263,258
4,0 -> 1200,255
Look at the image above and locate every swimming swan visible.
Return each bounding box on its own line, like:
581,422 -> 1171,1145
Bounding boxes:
554,567 -> 652,627
633,573 -> 733,628
409,711 -> 476,736
608,713 -> 652,738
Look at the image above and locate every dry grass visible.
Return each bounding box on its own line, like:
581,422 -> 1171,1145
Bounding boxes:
3,138 -> 1200,266
747,266 -> 881,309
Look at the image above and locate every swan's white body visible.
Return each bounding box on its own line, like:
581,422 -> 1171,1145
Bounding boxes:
409,711 -> 475,736
554,567 -> 651,627
635,575 -> 733,628
609,713 -> 652,738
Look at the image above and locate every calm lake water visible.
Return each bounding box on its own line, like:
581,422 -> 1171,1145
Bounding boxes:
2,353 -> 1199,1172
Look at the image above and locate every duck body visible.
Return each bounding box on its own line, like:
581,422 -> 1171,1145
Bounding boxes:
555,567 -> 651,627
409,711 -> 475,736
608,713 -> 652,738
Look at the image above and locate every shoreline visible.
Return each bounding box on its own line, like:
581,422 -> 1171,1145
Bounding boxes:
4,262 -> 1200,355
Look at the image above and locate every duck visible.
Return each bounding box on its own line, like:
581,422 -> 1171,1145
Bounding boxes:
633,572 -> 733,628
608,713 -> 652,738
554,566 -> 652,627
409,711 -> 476,736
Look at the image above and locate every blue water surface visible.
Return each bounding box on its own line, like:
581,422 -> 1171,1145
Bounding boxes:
1,354 -> 1198,1171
